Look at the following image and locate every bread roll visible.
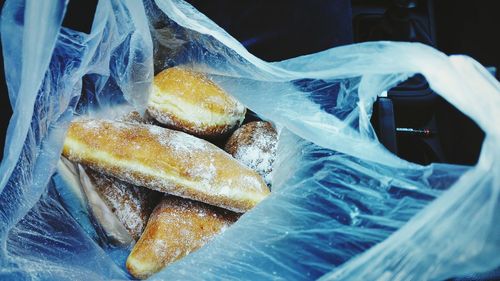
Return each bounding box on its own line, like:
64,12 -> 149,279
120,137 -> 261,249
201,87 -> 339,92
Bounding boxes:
126,196 -> 239,279
85,168 -> 159,240
147,67 -> 246,138
77,165 -> 135,246
225,121 -> 277,186
62,119 -> 269,212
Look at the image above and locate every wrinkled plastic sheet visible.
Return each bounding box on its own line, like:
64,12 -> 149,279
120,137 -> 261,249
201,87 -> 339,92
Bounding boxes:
0,0 -> 499,280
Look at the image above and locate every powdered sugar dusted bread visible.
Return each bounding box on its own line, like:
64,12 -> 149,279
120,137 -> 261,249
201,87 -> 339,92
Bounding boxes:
85,168 -> 159,241
77,164 -> 135,246
224,121 -> 277,185
126,196 -> 239,279
117,111 -> 153,125
147,67 -> 246,138
62,119 -> 269,212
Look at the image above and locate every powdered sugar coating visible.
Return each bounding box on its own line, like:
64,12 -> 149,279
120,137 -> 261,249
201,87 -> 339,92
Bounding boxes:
126,196 -> 239,279
146,67 -> 246,138
86,169 -> 159,241
81,119 -> 102,130
117,111 -> 154,125
63,119 -> 270,213
224,121 -> 278,186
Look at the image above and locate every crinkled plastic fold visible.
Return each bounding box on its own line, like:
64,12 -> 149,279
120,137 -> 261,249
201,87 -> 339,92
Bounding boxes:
0,0 -> 499,280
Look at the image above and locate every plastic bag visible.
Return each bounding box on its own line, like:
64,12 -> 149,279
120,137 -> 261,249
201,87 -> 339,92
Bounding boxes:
1,0 -> 499,280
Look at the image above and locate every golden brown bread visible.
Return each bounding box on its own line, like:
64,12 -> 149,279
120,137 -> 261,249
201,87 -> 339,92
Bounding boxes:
85,168 -> 159,240
62,119 -> 270,212
147,67 -> 246,138
224,121 -> 277,186
126,196 -> 239,279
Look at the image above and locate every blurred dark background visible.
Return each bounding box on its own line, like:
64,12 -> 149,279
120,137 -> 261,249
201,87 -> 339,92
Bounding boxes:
0,0 -> 498,165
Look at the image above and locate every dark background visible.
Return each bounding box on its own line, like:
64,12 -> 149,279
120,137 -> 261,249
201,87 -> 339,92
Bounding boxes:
0,0 -> 499,162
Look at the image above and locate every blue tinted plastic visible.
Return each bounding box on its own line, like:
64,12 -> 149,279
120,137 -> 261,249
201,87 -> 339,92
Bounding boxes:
1,0 -> 499,280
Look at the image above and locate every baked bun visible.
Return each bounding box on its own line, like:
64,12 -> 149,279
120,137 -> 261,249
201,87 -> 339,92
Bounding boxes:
85,168 -> 159,240
147,67 -> 246,138
224,121 -> 278,185
126,196 -> 239,279
62,119 -> 269,212
78,164 -> 135,246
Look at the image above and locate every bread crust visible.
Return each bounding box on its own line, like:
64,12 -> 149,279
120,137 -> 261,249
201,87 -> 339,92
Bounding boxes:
126,196 -> 239,279
224,121 -> 277,185
62,119 -> 270,213
147,67 -> 246,138
85,168 -> 159,240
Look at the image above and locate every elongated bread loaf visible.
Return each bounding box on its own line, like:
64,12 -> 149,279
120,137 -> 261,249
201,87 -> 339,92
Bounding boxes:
62,119 -> 269,212
147,67 -> 246,138
126,196 -> 239,279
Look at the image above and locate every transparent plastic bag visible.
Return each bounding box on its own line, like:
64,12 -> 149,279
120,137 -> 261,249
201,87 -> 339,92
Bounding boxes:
1,0 -> 499,280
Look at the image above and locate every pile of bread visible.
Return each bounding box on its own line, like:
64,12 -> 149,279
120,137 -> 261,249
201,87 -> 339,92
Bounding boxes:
59,67 -> 278,279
